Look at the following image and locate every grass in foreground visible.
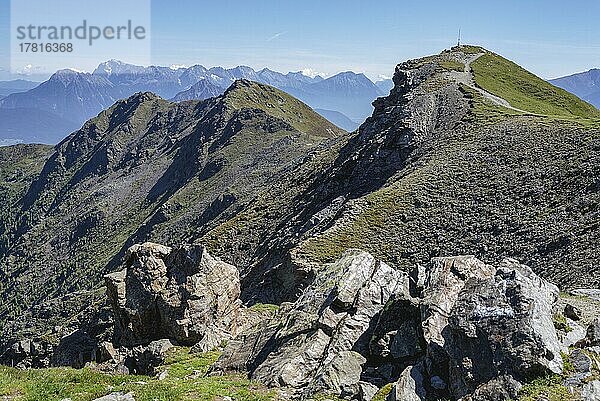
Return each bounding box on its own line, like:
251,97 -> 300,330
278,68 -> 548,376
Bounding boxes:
248,303 -> 280,313
0,347 -> 274,401
518,375 -> 573,401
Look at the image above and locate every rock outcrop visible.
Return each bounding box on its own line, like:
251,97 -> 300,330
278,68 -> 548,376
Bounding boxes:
0,338 -> 54,369
586,318 -> 600,347
1,244 -> 573,401
387,365 -> 427,401
95,338 -> 174,375
105,242 -> 241,349
216,253 -> 566,401
215,249 -> 411,398
420,256 -> 562,399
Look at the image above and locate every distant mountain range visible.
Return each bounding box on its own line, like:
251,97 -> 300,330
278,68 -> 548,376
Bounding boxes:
0,60 -> 393,144
314,108 -> 358,132
550,69 -> 600,109
0,79 -> 39,97
171,79 -> 224,102
375,78 -> 394,94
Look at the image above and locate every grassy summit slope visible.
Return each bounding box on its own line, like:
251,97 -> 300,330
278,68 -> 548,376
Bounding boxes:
471,52 -> 600,119
222,79 -> 345,137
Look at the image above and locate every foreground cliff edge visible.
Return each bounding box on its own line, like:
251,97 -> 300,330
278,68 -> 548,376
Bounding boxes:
0,45 -> 599,400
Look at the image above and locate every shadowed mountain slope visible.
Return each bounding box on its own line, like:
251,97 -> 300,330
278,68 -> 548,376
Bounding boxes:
0,81 -> 346,336
0,47 -> 598,352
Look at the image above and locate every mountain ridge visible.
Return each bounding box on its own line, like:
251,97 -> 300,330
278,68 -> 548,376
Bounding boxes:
551,68 -> 600,109
0,61 -> 384,144
0,79 -> 346,332
0,46 -> 598,401
0,79 -> 40,97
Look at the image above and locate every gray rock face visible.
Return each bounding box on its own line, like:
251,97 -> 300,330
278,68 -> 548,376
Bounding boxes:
105,242 -> 241,347
95,339 -> 174,375
564,348 -> 593,388
420,256 -> 496,349
52,330 -> 99,369
561,318 -> 587,348
217,253 -> 564,401
586,318 -> 600,346
422,257 -> 562,399
358,381 -> 379,401
216,249 -> 411,398
459,375 -> 522,401
582,380 -> 600,401
219,253 -> 564,399
386,365 -> 426,401
364,296 -> 424,385
565,303 -> 582,321
311,350 -> 367,398
570,349 -> 593,375
370,298 -> 423,361
0,338 -> 53,368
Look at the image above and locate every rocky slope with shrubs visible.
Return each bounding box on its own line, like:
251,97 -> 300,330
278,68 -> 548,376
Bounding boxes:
0,45 -> 599,400
0,79 -> 345,338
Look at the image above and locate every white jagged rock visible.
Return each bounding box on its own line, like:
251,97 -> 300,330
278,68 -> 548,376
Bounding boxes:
105,242 -> 241,347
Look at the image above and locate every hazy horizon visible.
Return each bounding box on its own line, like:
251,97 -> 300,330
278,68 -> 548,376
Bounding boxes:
1,0 -> 600,81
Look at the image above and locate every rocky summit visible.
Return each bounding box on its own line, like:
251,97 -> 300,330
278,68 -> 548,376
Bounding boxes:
0,46 -> 599,401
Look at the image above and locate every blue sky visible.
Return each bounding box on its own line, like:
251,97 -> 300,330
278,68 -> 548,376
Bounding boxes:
1,0 -> 600,81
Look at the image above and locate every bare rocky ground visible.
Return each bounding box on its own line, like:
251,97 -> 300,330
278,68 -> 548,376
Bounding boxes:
558,292 -> 600,328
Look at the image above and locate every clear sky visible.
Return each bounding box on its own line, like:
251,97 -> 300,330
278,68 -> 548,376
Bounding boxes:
1,0 -> 600,81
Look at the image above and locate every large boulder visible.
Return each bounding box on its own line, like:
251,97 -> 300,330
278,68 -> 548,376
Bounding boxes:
94,338 -> 174,375
386,365 -> 427,401
215,249 -> 411,399
459,375 -> 522,401
51,330 -> 99,368
561,318 -> 587,348
105,242 -> 241,348
421,256 -> 562,399
585,318 -> 600,346
364,295 -> 424,386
